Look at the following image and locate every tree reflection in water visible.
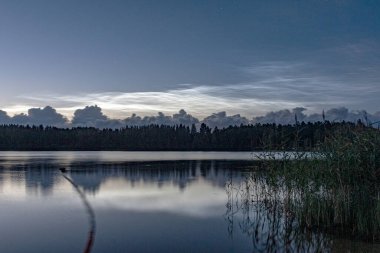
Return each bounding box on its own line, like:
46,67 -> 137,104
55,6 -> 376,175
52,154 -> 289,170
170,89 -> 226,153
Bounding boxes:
225,171 -> 331,253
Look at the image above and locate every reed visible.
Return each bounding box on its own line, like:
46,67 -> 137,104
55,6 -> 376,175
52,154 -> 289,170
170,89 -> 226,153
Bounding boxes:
265,124 -> 380,241
226,123 -> 380,248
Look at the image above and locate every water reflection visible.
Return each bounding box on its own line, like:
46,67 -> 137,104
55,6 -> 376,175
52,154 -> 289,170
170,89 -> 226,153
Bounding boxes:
0,160 -> 250,253
0,157 -> 377,253
0,151 -> 253,165
0,160 -> 241,195
225,172 -> 331,253
225,170 -> 380,253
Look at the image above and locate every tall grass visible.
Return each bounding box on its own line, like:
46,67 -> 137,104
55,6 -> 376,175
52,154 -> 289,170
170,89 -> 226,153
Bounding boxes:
225,170 -> 333,252
264,124 -> 380,241
226,123 -> 380,251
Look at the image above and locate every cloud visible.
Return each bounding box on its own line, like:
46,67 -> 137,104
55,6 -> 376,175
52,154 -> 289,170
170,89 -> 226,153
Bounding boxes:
242,61 -> 379,110
11,113 -> 29,125
0,110 -> 11,124
253,108 -> 307,125
124,109 -> 199,126
129,112 -> 175,126
0,105 -> 379,128
4,46 -> 380,128
0,106 -> 68,127
19,88 -> 296,120
72,105 -> 110,127
202,112 -> 249,129
173,109 -> 200,125
26,106 -> 67,126
253,107 -> 380,126
13,57 -> 378,121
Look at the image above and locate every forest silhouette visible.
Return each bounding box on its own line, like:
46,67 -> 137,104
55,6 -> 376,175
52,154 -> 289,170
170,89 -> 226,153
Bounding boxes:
0,121 -> 368,151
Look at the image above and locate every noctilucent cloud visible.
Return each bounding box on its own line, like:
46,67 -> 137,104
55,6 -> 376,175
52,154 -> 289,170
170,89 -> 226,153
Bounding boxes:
0,0 -> 379,119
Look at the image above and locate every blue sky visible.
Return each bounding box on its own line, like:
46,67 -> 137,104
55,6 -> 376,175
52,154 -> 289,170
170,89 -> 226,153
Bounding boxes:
0,0 -> 379,119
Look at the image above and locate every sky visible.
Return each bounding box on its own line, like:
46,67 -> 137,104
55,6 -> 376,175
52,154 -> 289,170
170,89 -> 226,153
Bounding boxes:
0,0 -> 379,123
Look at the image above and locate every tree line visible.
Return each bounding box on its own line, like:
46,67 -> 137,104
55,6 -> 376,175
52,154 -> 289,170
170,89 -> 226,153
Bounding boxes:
0,121 -> 368,151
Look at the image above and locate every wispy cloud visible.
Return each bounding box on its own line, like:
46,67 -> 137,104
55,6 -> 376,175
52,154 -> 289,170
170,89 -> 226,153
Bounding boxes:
17,86 -> 300,119
3,57 -> 379,119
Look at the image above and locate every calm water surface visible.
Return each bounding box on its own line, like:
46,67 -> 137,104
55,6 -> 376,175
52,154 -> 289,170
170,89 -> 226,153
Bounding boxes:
0,152 -> 378,253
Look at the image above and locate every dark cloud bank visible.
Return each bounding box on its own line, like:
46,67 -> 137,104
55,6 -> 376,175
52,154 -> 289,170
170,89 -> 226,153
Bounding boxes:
0,106 -> 379,129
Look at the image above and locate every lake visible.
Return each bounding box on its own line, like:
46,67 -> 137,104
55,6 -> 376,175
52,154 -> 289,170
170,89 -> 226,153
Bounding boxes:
0,151 -> 378,253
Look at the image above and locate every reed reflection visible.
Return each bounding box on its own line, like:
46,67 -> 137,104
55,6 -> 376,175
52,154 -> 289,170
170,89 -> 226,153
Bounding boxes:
0,158 -> 377,253
61,170 -> 96,253
224,171 -> 331,253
